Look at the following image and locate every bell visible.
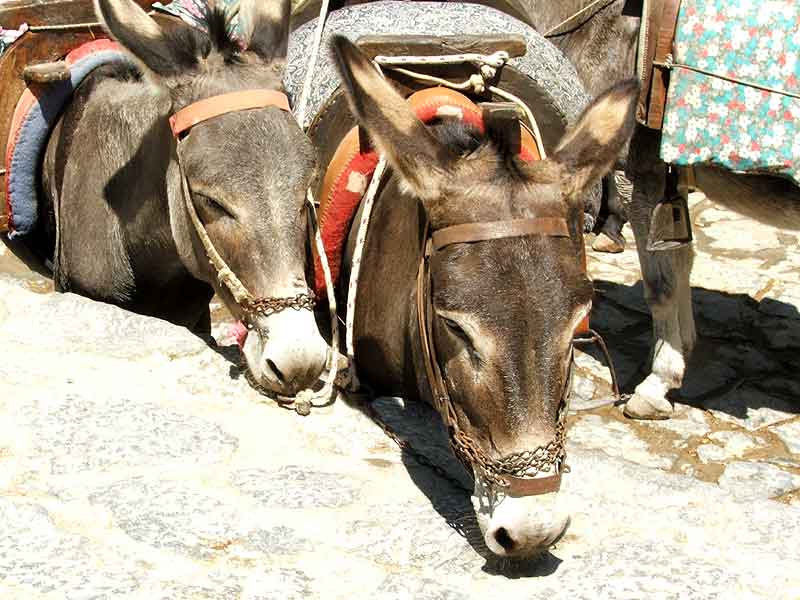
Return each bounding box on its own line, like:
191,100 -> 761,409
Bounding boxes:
646,168 -> 693,252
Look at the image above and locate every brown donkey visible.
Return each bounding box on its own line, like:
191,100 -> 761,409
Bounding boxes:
332,37 -> 638,559
39,0 -> 327,394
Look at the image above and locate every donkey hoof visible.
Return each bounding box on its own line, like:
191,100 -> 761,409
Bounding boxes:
592,232 -> 625,254
623,392 -> 673,420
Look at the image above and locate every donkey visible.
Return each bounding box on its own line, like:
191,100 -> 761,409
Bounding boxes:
332,36 -> 637,558
523,0 -> 800,418
38,0 -> 327,394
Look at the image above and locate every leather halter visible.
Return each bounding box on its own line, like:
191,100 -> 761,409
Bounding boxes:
170,89 -> 291,139
402,89 -> 577,496
418,220 -> 573,497
171,89 -> 315,322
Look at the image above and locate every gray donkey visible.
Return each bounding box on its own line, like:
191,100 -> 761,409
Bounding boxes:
333,35 -> 638,558
39,0 -> 327,394
526,0 -> 800,418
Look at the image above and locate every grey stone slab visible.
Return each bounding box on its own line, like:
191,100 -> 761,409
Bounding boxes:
375,574 -> 469,600
567,415 -> 674,470
0,282 -> 207,360
232,465 -> 361,509
89,479 -> 310,560
707,430 -> 761,456
14,394 -> 237,481
718,461 -> 800,502
696,443 -> 730,464
0,498 -> 141,599
343,499 -> 485,574
235,569 -> 314,600
641,407 -> 711,442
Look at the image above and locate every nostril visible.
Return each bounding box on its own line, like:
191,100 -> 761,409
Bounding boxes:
266,359 -> 285,384
493,527 -> 517,553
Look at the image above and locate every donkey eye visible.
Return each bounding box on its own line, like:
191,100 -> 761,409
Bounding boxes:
194,193 -> 234,219
441,316 -> 470,342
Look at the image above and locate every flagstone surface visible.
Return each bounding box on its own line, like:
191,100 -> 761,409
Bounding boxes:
1,191 -> 799,599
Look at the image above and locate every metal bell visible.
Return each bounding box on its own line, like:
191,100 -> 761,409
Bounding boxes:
646,168 -> 694,252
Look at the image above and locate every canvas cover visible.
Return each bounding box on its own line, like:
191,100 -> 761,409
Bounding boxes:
660,0 -> 800,185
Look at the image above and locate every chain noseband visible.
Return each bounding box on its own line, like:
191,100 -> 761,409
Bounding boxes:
171,90 -> 316,324
417,217 -> 575,497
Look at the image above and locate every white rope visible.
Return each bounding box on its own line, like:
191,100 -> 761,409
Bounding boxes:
294,0 -> 330,125
374,51 -> 509,68
296,190 -> 342,407
344,156 -> 388,389
543,0 -> 620,37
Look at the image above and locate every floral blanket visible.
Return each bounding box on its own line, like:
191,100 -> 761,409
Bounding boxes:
152,0 -> 244,38
661,0 -> 800,185
0,24 -> 27,57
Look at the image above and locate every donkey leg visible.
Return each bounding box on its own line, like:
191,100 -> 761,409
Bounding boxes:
624,127 -> 695,419
593,170 -> 630,253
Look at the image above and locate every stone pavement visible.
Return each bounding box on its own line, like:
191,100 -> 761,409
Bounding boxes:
1,192 -> 799,599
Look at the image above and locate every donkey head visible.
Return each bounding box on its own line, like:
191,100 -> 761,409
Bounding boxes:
96,0 -> 328,394
333,37 -> 637,559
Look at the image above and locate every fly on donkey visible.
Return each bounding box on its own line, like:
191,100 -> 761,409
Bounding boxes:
0,0 -> 328,395
294,2 -> 638,559
527,0 -> 800,419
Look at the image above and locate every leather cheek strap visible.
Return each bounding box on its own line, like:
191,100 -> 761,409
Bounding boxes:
432,217 -> 570,250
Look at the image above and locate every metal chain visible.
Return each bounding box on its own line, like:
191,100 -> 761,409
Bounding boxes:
242,292 -> 316,319
444,394 -> 569,489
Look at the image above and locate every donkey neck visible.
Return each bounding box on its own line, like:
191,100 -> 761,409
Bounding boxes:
342,176 -> 433,398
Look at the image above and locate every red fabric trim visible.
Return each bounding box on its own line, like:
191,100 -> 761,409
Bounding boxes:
65,38 -> 118,64
313,151 -> 379,297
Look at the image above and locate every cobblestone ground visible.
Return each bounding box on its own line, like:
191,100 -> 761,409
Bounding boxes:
1,193 -> 799,599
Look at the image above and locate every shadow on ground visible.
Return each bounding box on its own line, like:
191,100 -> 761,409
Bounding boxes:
588,279 -> 800,420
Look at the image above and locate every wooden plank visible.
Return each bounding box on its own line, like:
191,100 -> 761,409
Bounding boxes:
356,34 -> 527,60
0,0 -> 155,29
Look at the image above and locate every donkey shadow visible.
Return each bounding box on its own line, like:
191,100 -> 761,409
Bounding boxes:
587,279 -> 800,420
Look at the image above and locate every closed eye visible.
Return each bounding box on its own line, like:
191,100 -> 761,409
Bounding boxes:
193,192 -> 235,220
442,316 -> 468,340
437,313 -> 483,366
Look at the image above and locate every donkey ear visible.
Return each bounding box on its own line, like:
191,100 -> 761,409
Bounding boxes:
331,35 -> 454,202
241,0 -> 290,61
95,0 -> 186,77
550,79 -> 638,201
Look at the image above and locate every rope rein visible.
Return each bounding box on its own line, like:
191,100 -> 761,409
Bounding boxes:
295,0 -> 330,126
543,0 -> 621,37
344,155 -> 388,389
654,55 -> 800,100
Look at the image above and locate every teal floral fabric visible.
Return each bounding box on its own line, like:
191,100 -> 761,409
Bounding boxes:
661,0 -> 800,185
152,0 -> 244,39
0,24 -> 27,57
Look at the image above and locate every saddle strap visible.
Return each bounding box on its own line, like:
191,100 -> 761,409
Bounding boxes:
637,0 -> 682,129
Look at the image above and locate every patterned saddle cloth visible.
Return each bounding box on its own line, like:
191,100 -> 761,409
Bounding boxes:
660,0 -> 800,185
